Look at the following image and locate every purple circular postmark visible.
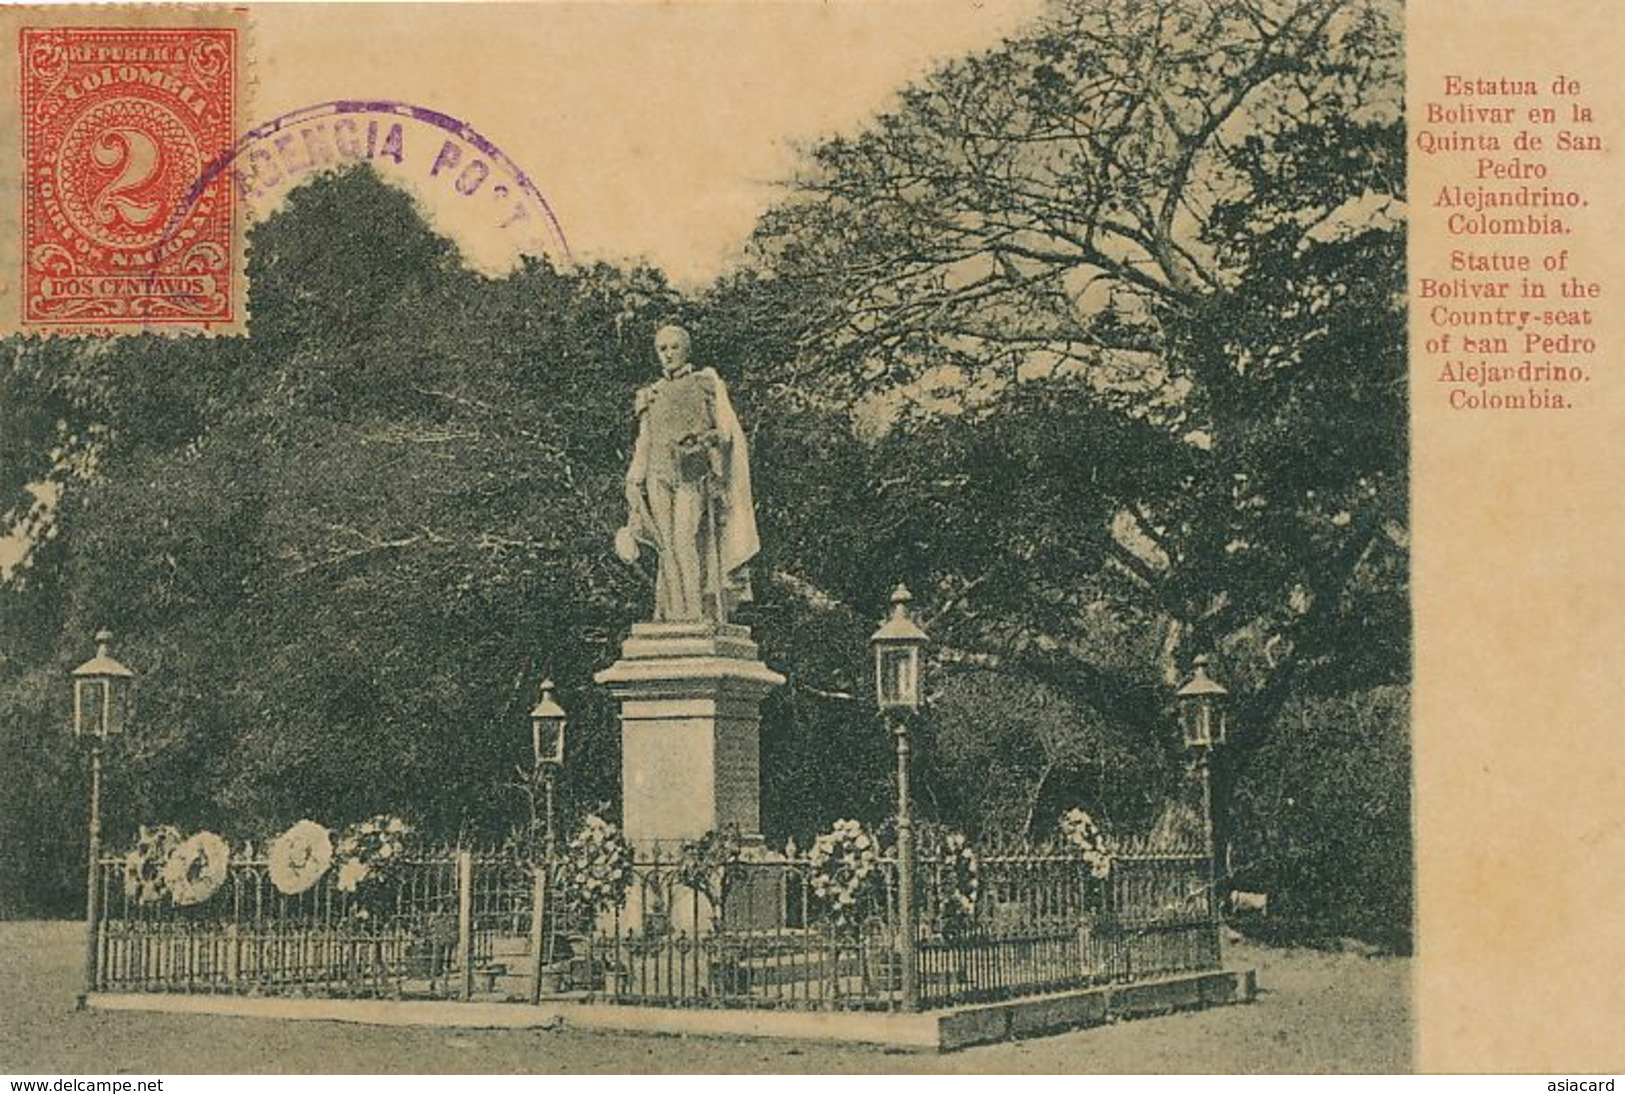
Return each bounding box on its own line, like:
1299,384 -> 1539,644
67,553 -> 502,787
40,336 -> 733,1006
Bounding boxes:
156,99 -> 570,311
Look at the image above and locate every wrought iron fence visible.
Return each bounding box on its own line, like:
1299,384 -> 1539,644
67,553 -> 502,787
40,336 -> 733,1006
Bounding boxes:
93,837 -> 1219,1009
94,849 -> 533,999
912,845 -> 1215,1006
577,844 -> 902,1010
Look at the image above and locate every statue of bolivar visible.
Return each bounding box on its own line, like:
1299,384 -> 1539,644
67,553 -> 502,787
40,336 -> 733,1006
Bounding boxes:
617,324 -> 758,624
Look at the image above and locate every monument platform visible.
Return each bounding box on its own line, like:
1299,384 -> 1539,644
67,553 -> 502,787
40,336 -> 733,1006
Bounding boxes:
594,621 -> 785,845
86,967 -> 1258,1052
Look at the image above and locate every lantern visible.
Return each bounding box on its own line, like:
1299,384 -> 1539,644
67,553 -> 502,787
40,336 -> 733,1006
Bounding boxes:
1176,655 -> 1228,749
529,678 -> 567,768
870,583 -> 928,714
70,629 -> 135,740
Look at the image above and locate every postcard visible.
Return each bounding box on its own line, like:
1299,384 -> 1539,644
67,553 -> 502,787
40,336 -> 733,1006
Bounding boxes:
0,0 -> 1619,1077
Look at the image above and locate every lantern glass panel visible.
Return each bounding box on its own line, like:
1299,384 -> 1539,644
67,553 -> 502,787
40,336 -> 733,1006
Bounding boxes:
107,678 -> 130,736
1182,701 -> 1213,748
877,646 -> 917,710
75,679 -> 106,738
534,717 -> 565,767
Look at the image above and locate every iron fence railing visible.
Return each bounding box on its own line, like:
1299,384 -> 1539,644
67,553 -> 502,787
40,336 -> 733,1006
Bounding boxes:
92,839 -> 1220,1009
95,850 -> 533,999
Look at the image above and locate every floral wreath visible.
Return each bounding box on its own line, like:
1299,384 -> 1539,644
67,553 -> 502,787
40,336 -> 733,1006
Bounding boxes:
1058,807 -> 1113,879
332,814 -> 411,919
560,815 -> 632,918
677,825 -> 742,909
268,819 -> 334,896
163,831 -> 232,906
123,825 -> 182,904
934,831 -> 980,930
807,819 -> 881,926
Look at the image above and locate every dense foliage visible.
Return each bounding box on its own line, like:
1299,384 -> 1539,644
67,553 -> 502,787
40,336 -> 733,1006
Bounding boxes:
730,0 -> 1409,941
1,0 -> 1408,946
1230,687 -> 1412,950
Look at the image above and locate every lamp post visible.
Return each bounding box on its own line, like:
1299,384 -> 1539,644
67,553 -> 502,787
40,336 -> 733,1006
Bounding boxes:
70,628 -> 135,1001
527,678 -> 566,1004
1176,654 -> 1227,930
870,583 -> 928,1012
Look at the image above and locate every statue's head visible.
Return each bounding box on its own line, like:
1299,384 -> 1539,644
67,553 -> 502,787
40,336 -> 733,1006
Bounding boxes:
654,324 -> 692,376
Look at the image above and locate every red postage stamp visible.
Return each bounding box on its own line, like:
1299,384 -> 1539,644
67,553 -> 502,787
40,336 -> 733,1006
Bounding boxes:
20,22 -> 242,331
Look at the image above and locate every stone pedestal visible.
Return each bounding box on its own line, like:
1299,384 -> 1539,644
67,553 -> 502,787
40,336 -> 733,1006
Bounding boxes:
594,622 -> 785,845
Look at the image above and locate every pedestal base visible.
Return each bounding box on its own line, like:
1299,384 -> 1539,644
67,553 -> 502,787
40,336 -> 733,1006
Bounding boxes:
595,622 -> 785,846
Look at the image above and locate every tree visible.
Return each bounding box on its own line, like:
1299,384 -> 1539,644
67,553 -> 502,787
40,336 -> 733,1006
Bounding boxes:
741,0 -> 1409,849
0,171 -> 699,898
0,169 -> 907,916
1229,686 -> 1412,950
0,0 -> 1413,929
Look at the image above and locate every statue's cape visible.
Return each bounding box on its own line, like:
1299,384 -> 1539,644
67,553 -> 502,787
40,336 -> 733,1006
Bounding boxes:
707,368 -> 760,579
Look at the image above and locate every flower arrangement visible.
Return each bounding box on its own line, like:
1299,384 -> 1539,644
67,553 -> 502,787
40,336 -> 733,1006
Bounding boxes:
268,820 -> 334,896
1058,807 -> 1113,879
560,815 -> 632,918
677,825 -> 742,909
807,819 -> 880,926
162,831 -> 231,906
332,814 -> 411,919
122,825 -> 182,904
935,831 -> 981,931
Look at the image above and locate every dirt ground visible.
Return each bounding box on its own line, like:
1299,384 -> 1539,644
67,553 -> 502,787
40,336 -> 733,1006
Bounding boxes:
0,920 -> 1411,1074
